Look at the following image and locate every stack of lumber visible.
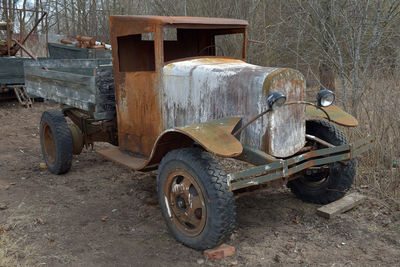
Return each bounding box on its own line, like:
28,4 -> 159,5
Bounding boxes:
0,40 -> 8,55
60,36 -> 111,50
0,21 -> 8,31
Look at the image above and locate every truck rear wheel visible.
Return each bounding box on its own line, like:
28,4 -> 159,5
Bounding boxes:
157,148 -> 236,250
287,120 -> 356,204
40,110 -> 73,174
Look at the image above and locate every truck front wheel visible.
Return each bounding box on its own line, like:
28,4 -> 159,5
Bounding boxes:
287,120 -> 356,204
157,148 -> 236,250
40,110 -> 73,174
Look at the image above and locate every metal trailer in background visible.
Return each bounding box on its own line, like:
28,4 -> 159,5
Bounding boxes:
0,46 -> 111,105
0,57 -> 29,92
1,7 -> 111,105
0,7 -> 47,106
0,57 -> 38,106
47,42 -> 112,60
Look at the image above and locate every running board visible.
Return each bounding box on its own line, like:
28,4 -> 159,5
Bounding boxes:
97,147 -> 148,170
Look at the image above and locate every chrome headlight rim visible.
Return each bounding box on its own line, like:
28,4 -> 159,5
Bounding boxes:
317,89 -> 335,107
267,91 -> 287,111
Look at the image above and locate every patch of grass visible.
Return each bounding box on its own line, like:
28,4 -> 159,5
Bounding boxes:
0,232 -> 37,267
0,233 -> 20,267
0,202 -> 45,267
356,167 -> 400,209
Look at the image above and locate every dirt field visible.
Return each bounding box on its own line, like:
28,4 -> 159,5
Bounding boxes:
0,102 -> 399,267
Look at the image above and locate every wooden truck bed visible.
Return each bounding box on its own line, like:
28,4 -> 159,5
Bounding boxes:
24,59 -> 115,120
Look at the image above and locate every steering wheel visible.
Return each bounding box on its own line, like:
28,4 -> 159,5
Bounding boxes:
198,45 -> 225,57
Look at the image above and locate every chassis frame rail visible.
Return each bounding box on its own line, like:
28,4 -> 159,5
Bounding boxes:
228,136 -> 373,191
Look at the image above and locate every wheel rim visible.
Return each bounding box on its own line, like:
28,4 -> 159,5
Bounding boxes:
300,138 -> 331,187
302,168 -> 329,185
164,170 -> 207,237
42,123 -> 56,164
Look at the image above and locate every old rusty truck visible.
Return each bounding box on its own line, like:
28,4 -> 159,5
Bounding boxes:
25,16 -> 373,250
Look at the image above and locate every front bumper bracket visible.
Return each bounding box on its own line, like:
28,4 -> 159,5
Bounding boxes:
228,136 -> 373,191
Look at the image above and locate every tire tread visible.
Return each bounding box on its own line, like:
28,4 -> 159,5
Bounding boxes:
40,110 -> 73,174
287,120 -> 356,204
157,148 -> 236,250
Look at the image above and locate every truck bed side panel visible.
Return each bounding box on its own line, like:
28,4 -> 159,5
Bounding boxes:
25,66 -> 96,111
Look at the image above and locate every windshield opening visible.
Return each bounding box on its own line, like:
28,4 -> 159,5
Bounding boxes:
163,27 -> 245,63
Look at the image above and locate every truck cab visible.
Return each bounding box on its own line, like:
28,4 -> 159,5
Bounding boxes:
109,15 -> 305,160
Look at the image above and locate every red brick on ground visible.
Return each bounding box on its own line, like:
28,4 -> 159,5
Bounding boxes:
204,244 -> 235,260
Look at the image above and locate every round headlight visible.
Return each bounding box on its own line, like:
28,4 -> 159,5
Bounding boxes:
267,92 -> 287,110
317,90 -> 335,107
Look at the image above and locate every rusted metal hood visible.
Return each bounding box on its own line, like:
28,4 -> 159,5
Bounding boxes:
162,57 -> 306,158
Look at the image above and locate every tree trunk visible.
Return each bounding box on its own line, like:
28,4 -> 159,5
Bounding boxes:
319,61 -> 336,91
34,0 -> 39,33
319,0 -> 335,92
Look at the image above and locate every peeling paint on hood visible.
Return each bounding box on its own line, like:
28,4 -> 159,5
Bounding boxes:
162,57 -> 305,157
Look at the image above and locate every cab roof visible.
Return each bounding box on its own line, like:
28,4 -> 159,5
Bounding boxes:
110,15 -> 248,29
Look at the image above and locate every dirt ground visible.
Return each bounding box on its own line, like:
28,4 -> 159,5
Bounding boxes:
0,102 -> 399,267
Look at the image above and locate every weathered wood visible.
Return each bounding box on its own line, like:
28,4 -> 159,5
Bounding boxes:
94,66 -> 115,120
24,59 -> 111,77
316,192 -> 366,219
24,58 -> 111,69
25,67 -> 96,111
0,57 -> 31,85
24,60 -> 115,120
89,49 -> 112,59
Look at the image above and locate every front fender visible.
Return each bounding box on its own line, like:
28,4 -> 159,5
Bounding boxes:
175,117 -> 243,157
306,105 -> 358,127
97,117 -> 243,171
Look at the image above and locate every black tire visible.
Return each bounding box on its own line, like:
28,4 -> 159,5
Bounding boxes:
157,147 -> 236,250
40,110 -> 73,174
287,120 -> 356,204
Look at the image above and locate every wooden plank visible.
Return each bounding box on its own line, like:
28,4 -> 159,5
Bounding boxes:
25,67 -> 96,111
316,193 -> 366,219
47,67 -> 95,76
24,58 -> 109,69
24,67 -> 95,88
0,57 -> 30,85
89,48 -> 112,59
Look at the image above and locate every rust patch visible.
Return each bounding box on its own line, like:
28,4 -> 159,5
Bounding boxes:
116,72 -> 163,156
262,68 -> 306,157
111,15 -> 248,28
261,68 -> 304,95
176,117 -> 243,157
97,117 -> 242,171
